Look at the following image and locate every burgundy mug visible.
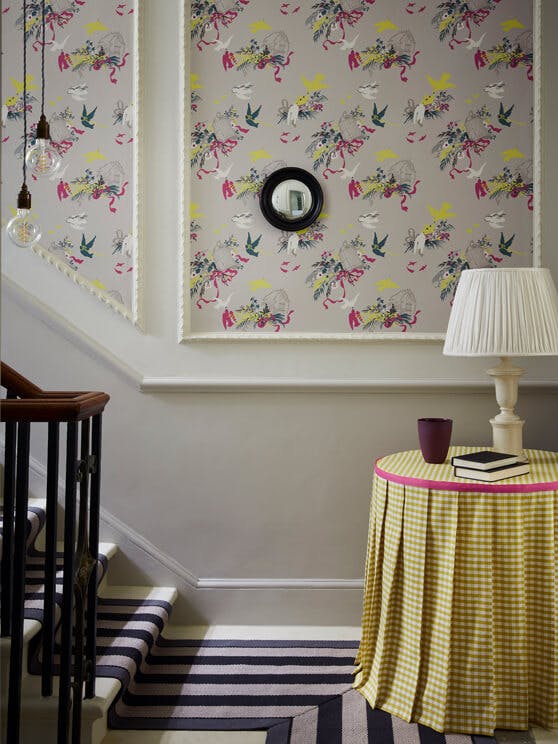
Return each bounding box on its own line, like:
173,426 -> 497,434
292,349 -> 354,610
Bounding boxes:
418,418 -> 453,464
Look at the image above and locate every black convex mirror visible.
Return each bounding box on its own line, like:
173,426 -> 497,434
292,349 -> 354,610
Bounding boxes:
259,167 -> 323,232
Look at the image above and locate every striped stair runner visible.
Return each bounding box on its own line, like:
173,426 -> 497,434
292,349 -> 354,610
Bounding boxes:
1,506 -> 500,743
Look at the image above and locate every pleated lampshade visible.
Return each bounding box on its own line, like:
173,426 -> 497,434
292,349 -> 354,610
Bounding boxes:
443,268 -> 558,357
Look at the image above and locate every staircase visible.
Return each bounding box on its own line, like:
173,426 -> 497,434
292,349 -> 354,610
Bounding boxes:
0,499 -> 177,744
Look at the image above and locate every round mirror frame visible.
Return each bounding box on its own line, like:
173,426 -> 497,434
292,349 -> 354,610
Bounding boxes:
259,167 -> 324,232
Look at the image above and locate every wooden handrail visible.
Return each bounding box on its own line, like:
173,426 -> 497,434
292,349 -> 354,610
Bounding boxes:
1,363 -> 109,421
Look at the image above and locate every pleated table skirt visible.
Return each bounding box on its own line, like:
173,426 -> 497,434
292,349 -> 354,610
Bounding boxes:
354,448 -> 558,736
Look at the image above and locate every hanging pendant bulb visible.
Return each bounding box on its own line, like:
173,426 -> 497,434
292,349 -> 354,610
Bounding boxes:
25,113 -> 61,177
6,184 -> 41,247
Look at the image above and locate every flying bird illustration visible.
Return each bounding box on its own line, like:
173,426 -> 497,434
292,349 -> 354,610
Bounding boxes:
79,233 -> 96,258
66,83 -> 88,101
413,102 -> 426,126
341,294 -> 359,309
213,163 -> 233,180
65,213 -> 87,230
484,81 -> 505,100
339,34 -> 359,50
358,212 -> 380,229
231,83 -> 254,100
245,232 -> 262,257
498,102 -> 514,128
287,102 -> 299,126
465,33 -> 486,49
49,34 -> 70,52
413,232 -> 426,255
465,162 -> 486,179
213,293 -> 233,309
214,35 -> 232,51
498,232 -> 515,256
339,163 -> 360,181
357,82 -> 379,100
231,212 -> 254,230
371,102 -> 388,127
371,232 -> 388,257
245,102 -> 262,128
81,104 -> 97,129
484,211 -> 506,229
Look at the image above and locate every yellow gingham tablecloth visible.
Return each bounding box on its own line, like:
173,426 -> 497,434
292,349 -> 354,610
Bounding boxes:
354,447 -> 558,736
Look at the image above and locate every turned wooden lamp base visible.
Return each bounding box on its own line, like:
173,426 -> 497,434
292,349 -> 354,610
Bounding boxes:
487,357 -> 525,456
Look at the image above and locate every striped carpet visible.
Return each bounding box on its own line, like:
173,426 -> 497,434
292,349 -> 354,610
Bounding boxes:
2,505 -> 540,743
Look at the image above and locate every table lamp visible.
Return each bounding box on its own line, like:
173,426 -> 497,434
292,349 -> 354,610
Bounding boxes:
443,268 -> 558,455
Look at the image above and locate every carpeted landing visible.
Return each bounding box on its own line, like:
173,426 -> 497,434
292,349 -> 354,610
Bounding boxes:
1,504 -> 528,743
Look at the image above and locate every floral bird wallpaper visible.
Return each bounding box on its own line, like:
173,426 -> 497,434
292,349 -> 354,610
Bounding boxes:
188,0 -> 535,337
1,0 -> 138,322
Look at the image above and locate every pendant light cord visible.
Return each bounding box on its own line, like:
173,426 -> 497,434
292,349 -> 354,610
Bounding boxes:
40,0 -> 45,116
22,0 -> 27,185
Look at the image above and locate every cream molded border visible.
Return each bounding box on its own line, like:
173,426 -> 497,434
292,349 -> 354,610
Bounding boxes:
24,2 -> 143,328
6,277 -> 558,393
178,0 -> 542,342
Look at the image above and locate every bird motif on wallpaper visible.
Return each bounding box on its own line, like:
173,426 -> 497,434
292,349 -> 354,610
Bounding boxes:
231,212 -> 254,230
357,212 -> 380,229
484,81 -> 505,100
81,105 -> 97,129
497,103 -> 514,128
245,233 -> 262,257
484,211 -> 506,229
371,102 -> 388,127
371,232 -> 388,257
357,82 -> 379,101
498,232 -> 515,256
79,233 -> 96,258
66,213 -> 88,231
245,102 -> 262,128
231,83 -> 254,100
67,83 -> 88,101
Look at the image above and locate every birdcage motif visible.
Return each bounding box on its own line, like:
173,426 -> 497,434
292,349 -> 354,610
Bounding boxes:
263,31 -> 290,58
212,113 -> 237,142
264,289 -> 290,316
388,160 -> 416,186
339,242 -> 362,270
261,160 -> 287,180
515,29 -> 533,54
213,241 -> 237,272
98,161 -> 125,189
388,30 -> 415,57
515,159 -> 533,186
338,112 -> 362,142
388,289 -> 416,316
99,32 -> 126,59
465,111 -> 486,141
49,114 -> 71,144
465,239 -> 492,268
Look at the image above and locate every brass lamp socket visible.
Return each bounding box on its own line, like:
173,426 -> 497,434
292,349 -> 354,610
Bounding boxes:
17,183 -> 32,210
35,113 -> 51,140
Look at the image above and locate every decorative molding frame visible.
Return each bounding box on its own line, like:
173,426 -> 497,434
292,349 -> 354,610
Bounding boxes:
14,2 -> 144,328
5,276 -> 558,394
179,0 -> 543,342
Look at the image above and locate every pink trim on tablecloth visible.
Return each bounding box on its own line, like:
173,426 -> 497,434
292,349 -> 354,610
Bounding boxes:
374,463 -> 558,493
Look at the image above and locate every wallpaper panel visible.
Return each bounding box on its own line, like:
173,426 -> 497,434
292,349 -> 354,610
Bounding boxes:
188,0 -> 535,337
1,0 -> 138,322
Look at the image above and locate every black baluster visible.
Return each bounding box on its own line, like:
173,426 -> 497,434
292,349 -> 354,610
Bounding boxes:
71,418 -> 91,743
7,421 -> 30,743
42,421 -> 60,697
1,416 -> 17,637
57,421 -> 78,744
85,413 -> 102,699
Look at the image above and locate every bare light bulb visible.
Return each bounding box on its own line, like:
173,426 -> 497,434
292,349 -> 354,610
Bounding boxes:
25,114 -> 61,177
6,185 -> 41,248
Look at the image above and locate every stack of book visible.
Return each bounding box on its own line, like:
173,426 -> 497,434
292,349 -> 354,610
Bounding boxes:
451,450 -> 530,482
